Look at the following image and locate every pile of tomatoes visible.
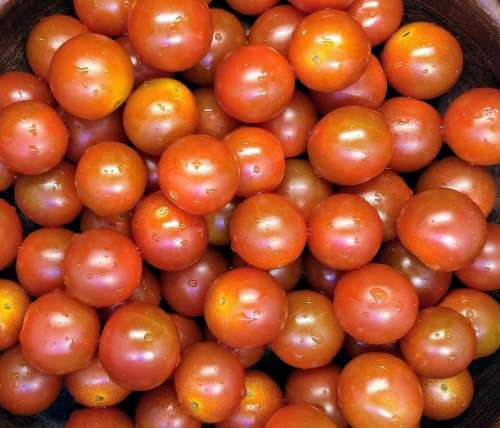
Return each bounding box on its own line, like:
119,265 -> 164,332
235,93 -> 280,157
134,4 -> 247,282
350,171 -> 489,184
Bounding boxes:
0,0 -> 499,426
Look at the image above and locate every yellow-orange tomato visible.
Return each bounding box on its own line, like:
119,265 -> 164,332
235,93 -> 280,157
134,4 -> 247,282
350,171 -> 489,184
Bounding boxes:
0,279 -> 30,351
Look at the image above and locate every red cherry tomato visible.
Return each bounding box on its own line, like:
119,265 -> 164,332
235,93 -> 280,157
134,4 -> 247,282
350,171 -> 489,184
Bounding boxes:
265,404 -> 338,428
80,209 -> 131,237
141,152 -> 161,194
74,0 -> 130,37
0,71 -> 54,110
0,199 -> 23,270
226,0 -> 279,15
0,279 -> 30,351
303,251 -> 343,298
205,199 -> 240,247
65,407 -> 133,428
289,0 -> 354,12
0,154 -> 15,191
171,313 -> 203,353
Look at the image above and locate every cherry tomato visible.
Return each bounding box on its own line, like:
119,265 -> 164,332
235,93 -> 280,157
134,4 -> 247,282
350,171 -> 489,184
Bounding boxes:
205,199 -> 239,247
308,106 -> 393,185
217,370 -> 284,428
0,279 -> 30,351
440,289 -> 500,358
334,263 -> 418,344
0,199 -> 23,270
14,161 -> 82,226
400,306 -> 477,378
303,251 -> 343,298
265,404 -> 337,428
343,335 -> 400,359
308,194 -> 383,270
171,313 -> 203,353
99,302 -> 181,391
249,5 -> 304,58
271,290 -> 345,369
140,152 -> 161,193
59,107 -> 127,163
456,223 -> 500,291
289,9 -> 370,92
0,71 -> 54,110
135,382 -> 201,428
338,352 -> 423,428
162,247 -> 228,317
0,100 -> 68,175
194,87 -> 239,140
349,0 -> 403,46
74,0 -> 129,37
310,55 -> 387,113
65,407 -> 133,428
381,22 -> 463,99
124,78 -> 198,156
340,170 -> 413,241
20,289 -> 99,375
226,0 -> 279,15
127,265 -> 161,306
16,228 -> 73,297
205,267 -> 288,348
397,189 -> 487,272
65,355 -> 130,407
285,366 -> 347,428
443,87 -> 500,165
0,154 -> 15,191
289,0 -> 354,12
184,8 -> 246,85
174,341 -> 246,423
224,127 -> 285,197
131,191 -> 208,271
214,45 -> 295,123
49,33 -> 133,120
0,345 -> 61,415
128,0 -> 213,72
80,209 -> 131,237
27,14 -> 88,80
381,97 -> 443,172
261,91 -> 318,158
419,370 -> 474,421
230,193 -> 307,270
377,240 -> 451,308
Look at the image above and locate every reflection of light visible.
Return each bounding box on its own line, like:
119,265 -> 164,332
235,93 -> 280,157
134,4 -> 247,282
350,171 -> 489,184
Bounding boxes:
244,70 -> 267,82
257,216 -> 282,231
130,329 -> 149,340
49,313 -> 72,327
412,47 -> 434,57
366,378 -> 389,394
339,129 -> 365,141
364,0 -> 380,7
238,147 -> 261,157
428,211 -> 452,225
200,365 -> 218,377
100,165 -> 120,175
239,288 -> 260,304
162,219 -> 181,229
185,161 -> 213,175
296,314 -> 314,326
155,12 -> 182,24
316,34 -> 342,45
331,217 -> 356,230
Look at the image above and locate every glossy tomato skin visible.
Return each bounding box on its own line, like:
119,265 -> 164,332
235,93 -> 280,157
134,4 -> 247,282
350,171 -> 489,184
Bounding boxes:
416,156 -> 496,217
174,341 -> 246,423
0,100 -> 68,175
194,87 -> 239,140
265,404 -> 337,428
334,263 -> 418,344
74,0 -> 130,37
0,345 -> 62,415
99,302 -> 181,391
310,55 -> 387,114
63,228 -> 142,307
338,352 -> 423,428
15,161 -> 82,227
49,33 -> 133,120
26,15 -> 88,80
224,127 -> 285,197
214,45 -> 295,124
400,307 -> 477,378
249,5 -> 304,58
285,366 -> 347,428
226,0 -> 279,15
271,290 -> 345,369
0,279 -> 30,351
230,193 -> 307,270
349,0 -> 403,46
419,370 -> 474,421
205,267 -> 288,348
65,355 -> 130,407
184,8 -> 246,86
308,194 -> 383,270
205,199 -> 239,247
382,22 -> 463,99
127,0 -> 213,72
171,314 -> 203,353
217,370 -> 284,428
162,247 -> 229,317
0,71 -> 54,110
16,228 -> 74,297
440,289 -> 500,358
308,106 -> 393,185
261,91 -> 318,158
443,88 -> 500,165
397,189 -> 487,272
58,107 -> 127,163
377,240 -> 451,308
456,223 -> 500,291
303,251 -> 343,298
135,382 -> 201,428
20,289 -> 99,375
289,9 -> 370,93
0,155 -> 15,191
289,0 -> 354,12
80,209 -> 131,237
124,78 -> 198,156
65,407 -> 133,428
0,199 -> 23,270
381,97 -> 443,172
131,192 -> 208,271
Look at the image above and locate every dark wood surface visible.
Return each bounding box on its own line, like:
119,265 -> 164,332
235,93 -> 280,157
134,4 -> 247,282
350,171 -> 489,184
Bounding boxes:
0,0 -> 499,427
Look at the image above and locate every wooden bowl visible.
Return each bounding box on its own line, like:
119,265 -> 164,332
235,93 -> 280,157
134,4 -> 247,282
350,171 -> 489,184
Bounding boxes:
0,0 -> 498,427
